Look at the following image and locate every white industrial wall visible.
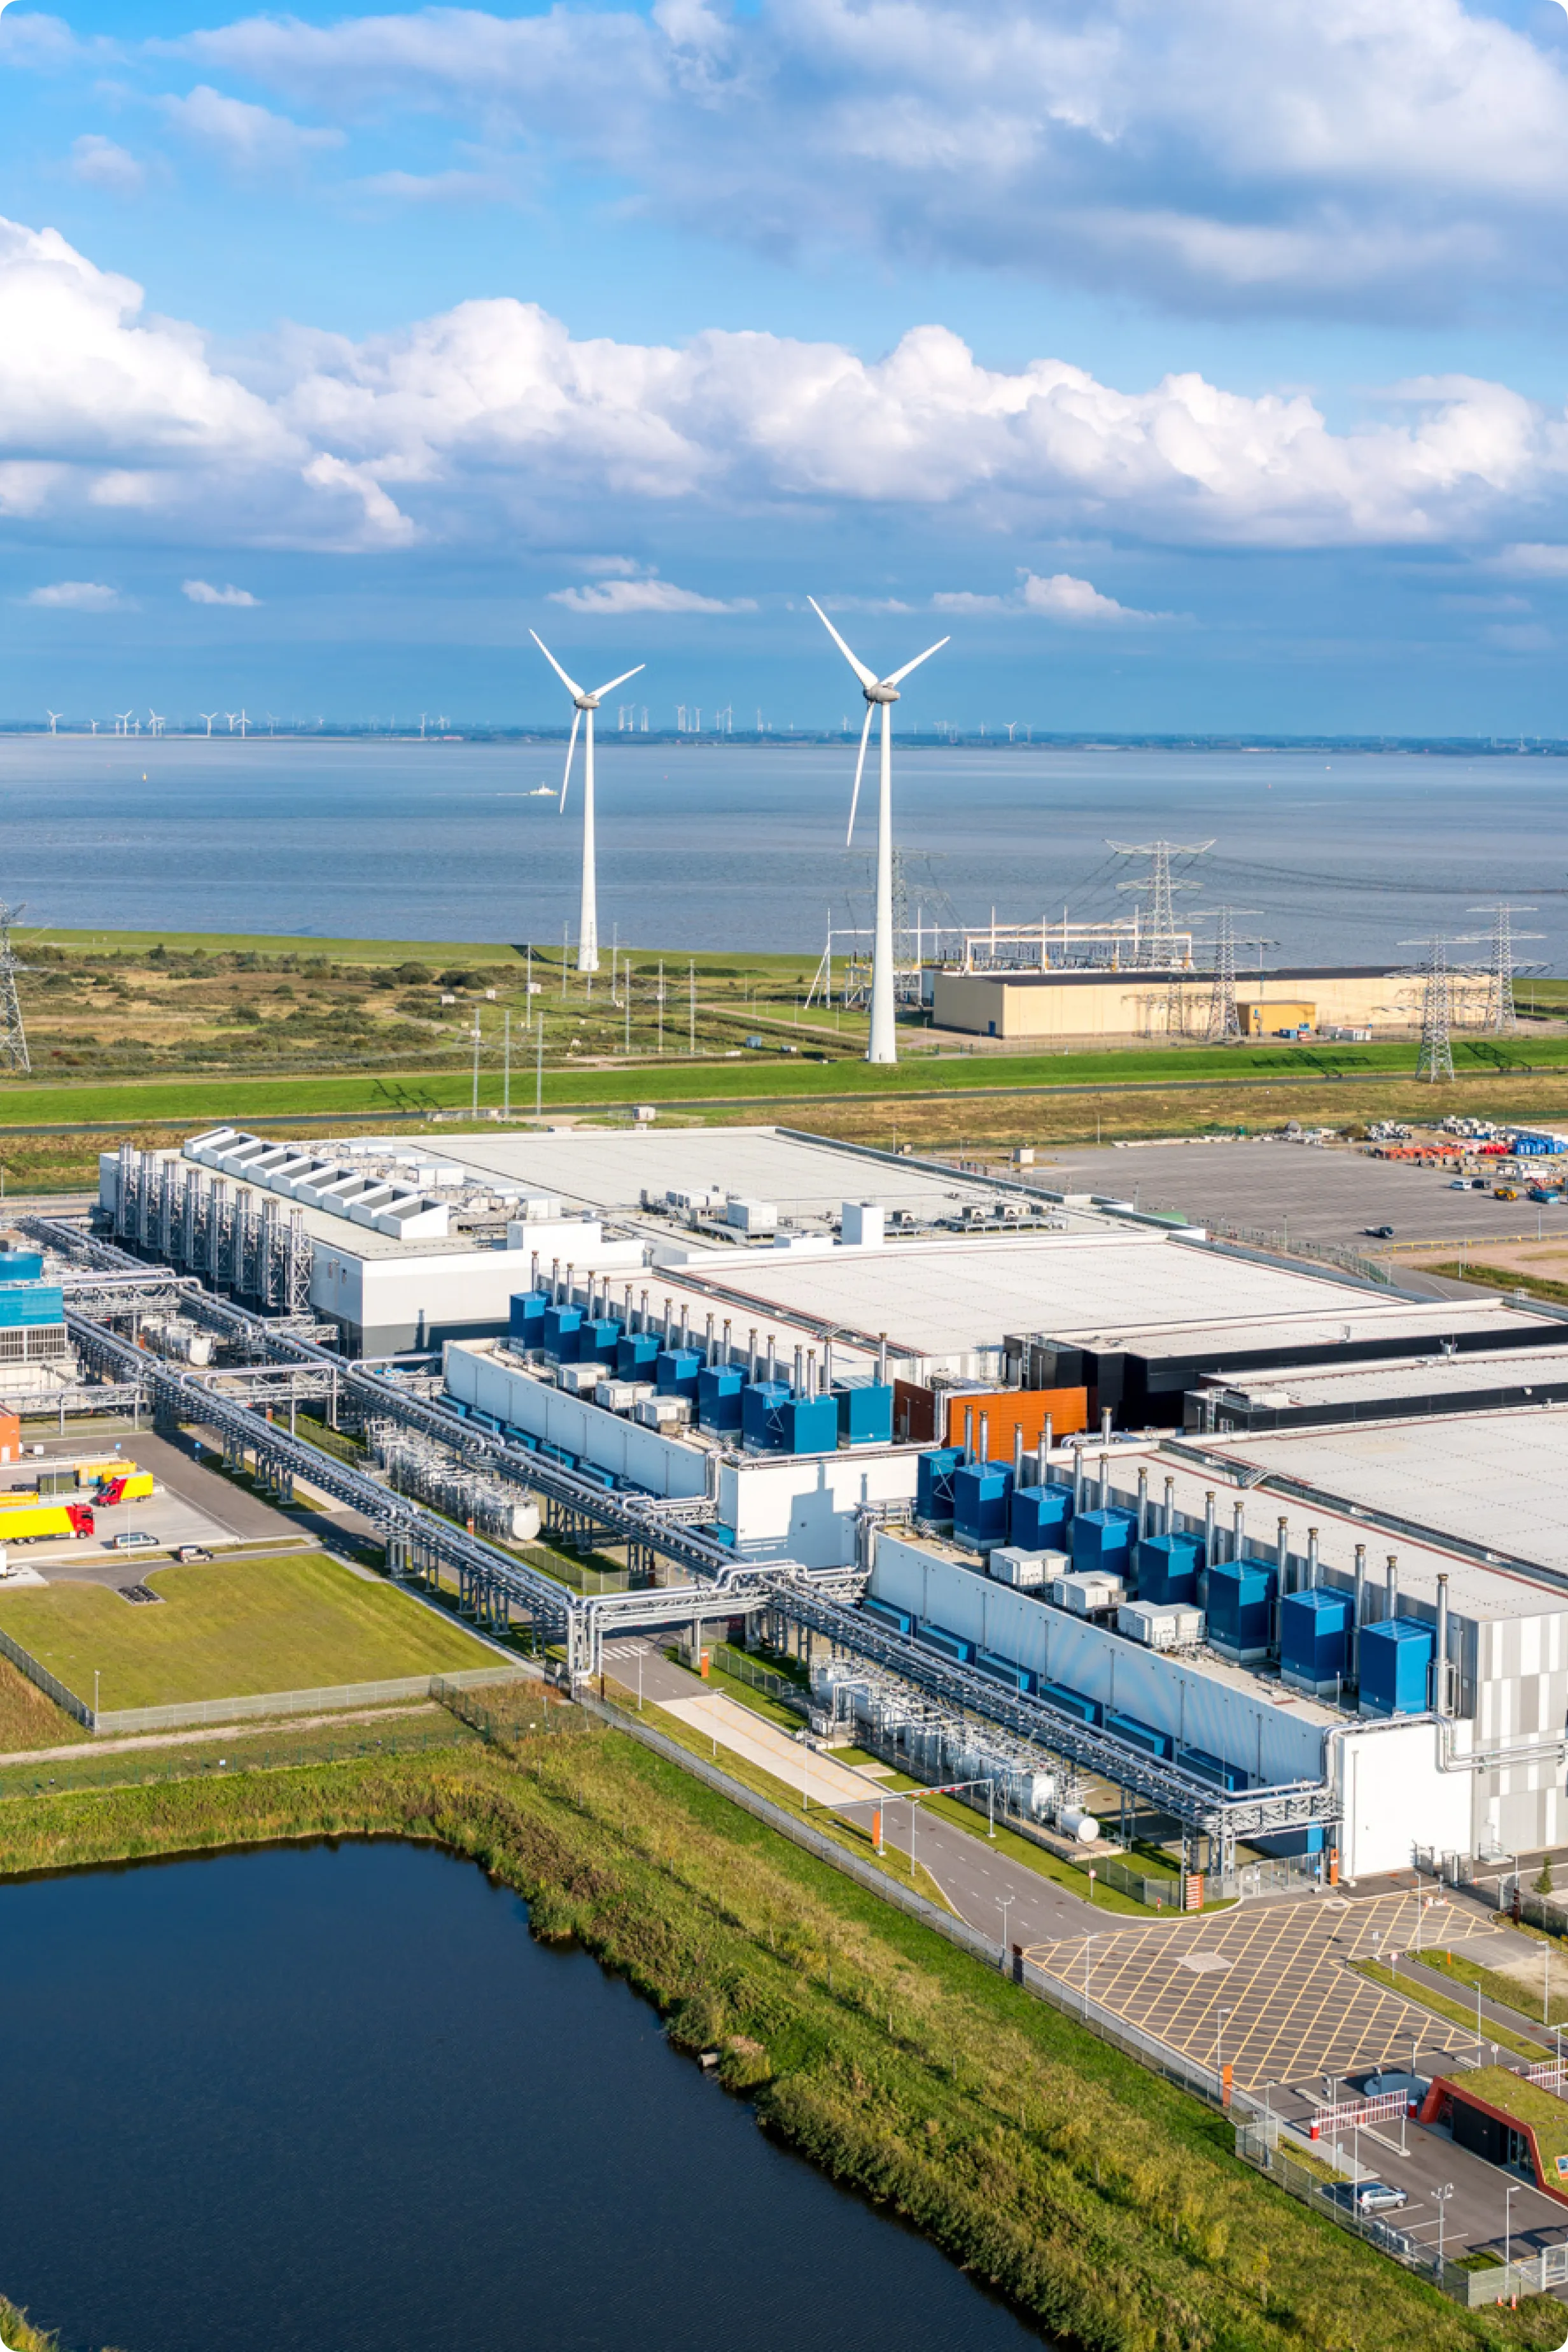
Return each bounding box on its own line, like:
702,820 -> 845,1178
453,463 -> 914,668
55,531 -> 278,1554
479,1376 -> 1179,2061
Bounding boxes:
721,1450 -> 920,1569
1334,1721 -> 1471,1880
319,1236 -> 645,1352
444,1342 -> 708,1499
871,1536 -> 1326,1787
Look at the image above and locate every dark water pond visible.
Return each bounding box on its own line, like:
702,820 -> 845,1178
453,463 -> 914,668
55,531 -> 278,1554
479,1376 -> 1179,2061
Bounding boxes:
0,1840 -> 1049,2351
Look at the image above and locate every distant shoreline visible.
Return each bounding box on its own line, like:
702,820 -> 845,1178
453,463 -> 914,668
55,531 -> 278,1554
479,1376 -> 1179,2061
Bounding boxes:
5,731 -> 1568,757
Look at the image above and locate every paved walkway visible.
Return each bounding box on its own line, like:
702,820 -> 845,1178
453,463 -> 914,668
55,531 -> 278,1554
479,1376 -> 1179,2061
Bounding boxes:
658,1691 -> 879,1809
1023,1889 -> 1515,2090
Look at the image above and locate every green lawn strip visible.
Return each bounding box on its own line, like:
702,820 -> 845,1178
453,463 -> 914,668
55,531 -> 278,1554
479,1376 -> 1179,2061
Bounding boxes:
625,1683 -> 960,1912
829,1745 -> 888,1768
1461,2068 -> 1568,2180
1355,1959 -> 1553,2061
1418,1948 -> 1568,2030
0,1707 -> 477,1800
4,1027 -> 1568,1132
1423,1264 -> 1568,1308
0,1655 -> 88,1753
0,1552 -> 494,1710
0,1733 -> 1553,2352
689,1660 -> 807,1733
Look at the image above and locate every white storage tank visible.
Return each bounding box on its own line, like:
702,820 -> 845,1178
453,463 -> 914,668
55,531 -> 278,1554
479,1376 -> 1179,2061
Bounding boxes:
507,1499 -> 542,1543
1057,1807 -> 1101,1845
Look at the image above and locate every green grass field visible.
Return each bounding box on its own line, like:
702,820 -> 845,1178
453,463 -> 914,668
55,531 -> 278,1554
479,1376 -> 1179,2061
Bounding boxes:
0,1553 -> 493,1709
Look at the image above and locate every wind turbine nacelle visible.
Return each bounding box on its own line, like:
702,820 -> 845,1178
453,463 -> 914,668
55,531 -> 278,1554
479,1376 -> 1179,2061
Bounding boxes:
865,682 -> 900,704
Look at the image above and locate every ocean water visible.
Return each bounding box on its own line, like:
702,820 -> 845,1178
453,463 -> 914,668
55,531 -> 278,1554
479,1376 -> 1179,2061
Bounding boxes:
1,735 -> 1563,969
0,1841 -> 1050,2352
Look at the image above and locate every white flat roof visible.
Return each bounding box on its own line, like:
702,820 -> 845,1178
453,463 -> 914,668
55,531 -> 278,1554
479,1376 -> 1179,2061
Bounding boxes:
675,1231 -> 1394,1364
1181,1412 -> 1568,1592
361,1126 -> 1016,1224
1220,1343 -> 1568,1408
1065,1298 -> 1557,1359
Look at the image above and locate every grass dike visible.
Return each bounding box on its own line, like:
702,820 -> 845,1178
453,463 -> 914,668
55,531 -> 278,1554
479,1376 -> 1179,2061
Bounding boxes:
0,1715 -> 1559,2352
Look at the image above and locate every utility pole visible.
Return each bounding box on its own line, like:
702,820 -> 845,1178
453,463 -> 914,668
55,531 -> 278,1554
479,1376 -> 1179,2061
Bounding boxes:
536,1014 -> 544,1118
689,958 -> 696,1054
502,1008 -> 510,1119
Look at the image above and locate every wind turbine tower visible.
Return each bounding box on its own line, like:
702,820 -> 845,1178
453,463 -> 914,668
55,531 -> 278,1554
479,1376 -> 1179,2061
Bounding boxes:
529,633 -> 645,974
809,598 -> 948,1064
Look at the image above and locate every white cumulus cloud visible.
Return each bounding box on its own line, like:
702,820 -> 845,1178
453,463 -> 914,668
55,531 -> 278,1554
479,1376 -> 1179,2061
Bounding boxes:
6,213 -> 1568,570
183,577 -> 258,604
934,570 -> 1172,622
159,85 -> 344,172
549,575 -> 755,613
69,136 -> 145,195
25,580 -> 118,607
171,0 -> 1568,316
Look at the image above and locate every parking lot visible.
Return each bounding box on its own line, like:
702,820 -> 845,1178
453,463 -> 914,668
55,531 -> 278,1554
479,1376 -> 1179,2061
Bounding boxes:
1025,1137 -> 1564,1253
0,1431 -> 320,1587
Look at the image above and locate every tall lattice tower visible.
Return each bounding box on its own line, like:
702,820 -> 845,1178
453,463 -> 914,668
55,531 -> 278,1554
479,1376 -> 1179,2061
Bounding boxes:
0,904 -> 31,1075
1107,837 -> 1214,967
1415,937 -> 1456,1083
1205,906 -> 1242,1043
1469,903 -> 1541,1035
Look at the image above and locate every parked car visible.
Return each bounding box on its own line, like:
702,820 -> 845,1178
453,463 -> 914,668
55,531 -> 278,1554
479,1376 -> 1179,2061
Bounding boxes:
102,1530 -> 158,1551
1471,1177 -> 1488,1189
1364,1224 -> 1396,1240
172,1544 -> 212,1562
1327,2180 -> 1408,2215
1448,1178 -> 1468,1189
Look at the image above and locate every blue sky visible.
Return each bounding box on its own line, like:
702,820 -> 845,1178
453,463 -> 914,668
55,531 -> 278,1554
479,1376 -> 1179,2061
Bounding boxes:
7,0 -> 1568,731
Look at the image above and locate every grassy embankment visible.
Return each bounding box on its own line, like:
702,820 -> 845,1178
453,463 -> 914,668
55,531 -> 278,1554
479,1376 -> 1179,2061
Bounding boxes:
1418,1947 -> 1568,2030
1355,1960 -> 1551,2063
0,1552 -> 493,1711
0,1718 -> 1558,2352
4,925 -> 1568,1186
1422,1263 -> 1568,1308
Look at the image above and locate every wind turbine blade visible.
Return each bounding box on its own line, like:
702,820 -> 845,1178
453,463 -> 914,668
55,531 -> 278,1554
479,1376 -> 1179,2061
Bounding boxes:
846,704 -> 874,845
559,708 -> 582,812
530,629 -> 586,703
808,597 -> 878,690
885,636 -> 951,688
589,663 -> 645,699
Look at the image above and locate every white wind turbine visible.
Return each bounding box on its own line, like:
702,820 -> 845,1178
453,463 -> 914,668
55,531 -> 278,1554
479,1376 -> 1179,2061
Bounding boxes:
115,710 -> 133,737
45,710 -> 60,736
809,598 -> 948,1064
529,632 -> 645,974
148,710 -> 165,738
200,712 -> 217,738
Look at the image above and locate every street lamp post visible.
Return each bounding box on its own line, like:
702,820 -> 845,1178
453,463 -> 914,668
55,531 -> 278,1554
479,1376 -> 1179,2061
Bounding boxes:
1082,1933 -> 1098,2020
1000,1896 -> 1014,1971
1506,2183 -> 1520,2278
1434,2183 -> 1453,2271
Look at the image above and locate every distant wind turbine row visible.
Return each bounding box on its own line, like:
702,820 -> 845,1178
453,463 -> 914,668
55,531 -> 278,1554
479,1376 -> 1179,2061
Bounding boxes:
529,599 -> 946,1061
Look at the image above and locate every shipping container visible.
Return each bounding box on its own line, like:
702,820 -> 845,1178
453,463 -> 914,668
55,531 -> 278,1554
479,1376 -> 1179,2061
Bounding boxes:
1359,1616 -> 1434,1716
94,1471 -> 154,1505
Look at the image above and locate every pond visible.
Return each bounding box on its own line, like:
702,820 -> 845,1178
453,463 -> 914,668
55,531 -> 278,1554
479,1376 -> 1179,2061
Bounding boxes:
0,1840 -> 1050,2351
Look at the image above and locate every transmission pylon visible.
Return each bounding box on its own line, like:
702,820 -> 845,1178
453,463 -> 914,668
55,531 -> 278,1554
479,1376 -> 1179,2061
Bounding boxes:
0,904 -> 31,1075
1205,906 -> 1242,1043
1467,904 -> 1542,1035
1106,837 -> 1214,969
1407,935 -> 1457,1082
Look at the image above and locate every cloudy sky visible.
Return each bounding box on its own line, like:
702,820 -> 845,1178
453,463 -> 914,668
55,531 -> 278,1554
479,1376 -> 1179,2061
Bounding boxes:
7,0 -> 1568,729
